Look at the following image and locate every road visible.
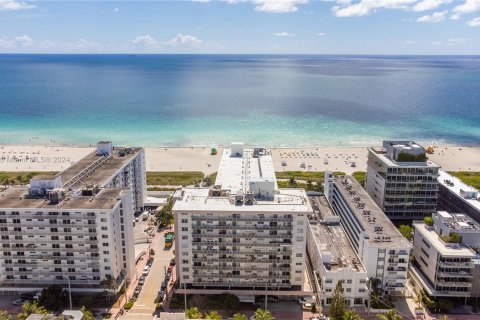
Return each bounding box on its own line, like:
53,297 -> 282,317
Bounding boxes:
119,229 -> 175,320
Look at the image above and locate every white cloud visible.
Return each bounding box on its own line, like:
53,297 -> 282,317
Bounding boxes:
130,35 -> 157,48
166,33 -> 202,47
223,0 -> 309,13
452,0 -> 480,19
114,7 -> 119,12
274,31 -> 296,36
412,0 -> 450,12
0,0 -> 35,11
404,40 -> 415,44
39,39 -> 55,49
430,38 -> 469,46
332,0 -> 417,17
66,39 -> 101,50
417,10 -> 447,22
0,36 -> 14,49
448,38 -> 469,43
14,34 -> 32,47
467,16 -> 480,26
317,32 -> 326,36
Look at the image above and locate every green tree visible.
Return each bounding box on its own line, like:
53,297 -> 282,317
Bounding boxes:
80,307 -> 95,320
16,302 -> 47,320
329,281 -> 345,320
156,197 -> 174,227
38,284 -> 65,311
438,316 -> 449,320
101,275 -> 118,299
377,310 -> 401,320
186,307 -> 203,319
398,225 -> 413,241
343,310 -> 362,320
0,310 -> 11,320
232,313 -> 248,320
205,311 -> 221,319
254,308 -> 275,320
424,216 -> 433,227
288,177 -> 296,188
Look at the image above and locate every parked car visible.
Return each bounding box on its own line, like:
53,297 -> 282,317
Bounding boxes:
134,286 -> 142,295
12,299 -> 24,306
158,290 -> 165,300
169,259 -> 175,266
167,265 -> 173,273
161,282 -> 167,291
138,276 -> 145,285
142,266 -> 150,276
165,273 -> 171,281
147,257 -> 154,267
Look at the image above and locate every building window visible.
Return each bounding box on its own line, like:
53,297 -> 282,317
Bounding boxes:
181,219 -> 188,223
182,227 -> 188,232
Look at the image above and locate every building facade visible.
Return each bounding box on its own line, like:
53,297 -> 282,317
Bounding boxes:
366,141 -> 440,220
174,144 -> 312,299
325,173 -> 412,295
411,214 -> 476,299
0,142 -> 143,294
306,196 -> 368,307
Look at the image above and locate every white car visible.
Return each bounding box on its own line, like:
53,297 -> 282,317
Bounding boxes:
142,266 -> 150,276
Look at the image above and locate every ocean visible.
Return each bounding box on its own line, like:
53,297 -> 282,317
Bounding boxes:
0,54 -> 479,147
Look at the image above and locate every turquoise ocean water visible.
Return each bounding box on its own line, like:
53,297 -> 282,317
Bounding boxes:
0,54 -> 479,147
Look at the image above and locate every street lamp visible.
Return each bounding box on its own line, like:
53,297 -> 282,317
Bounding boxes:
183,283 -> 187,313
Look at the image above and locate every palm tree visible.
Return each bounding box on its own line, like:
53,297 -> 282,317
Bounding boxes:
80,307 -> 95,320
288,177 -> 296,188
232,313 -> 248,320
254,308 -> 275,320
185,307 -> 203,319
205,311 -> 221,319
343,310 -> 362,320
16,302 -> 47,320
377,310 -> 401,320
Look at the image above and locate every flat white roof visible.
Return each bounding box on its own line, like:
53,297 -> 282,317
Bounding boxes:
438,170 -> 480,211
369,148 -> 440,168
215,148 -> 277,193
414,222 -> 476,257
174,187 -> 311,212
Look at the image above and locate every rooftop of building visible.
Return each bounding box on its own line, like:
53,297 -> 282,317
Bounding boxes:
414,222 -> 476,257
332,175 -> 412,249
59,146 -> 143,190
438,170 -> 480,211
0,186 -> 127,210
434,211 -> 480,232
215,146 -> 276,193
368,147 -> 439,168
175,144 -> 311,213
173,187 -> 311,212
308,197 -> 365,272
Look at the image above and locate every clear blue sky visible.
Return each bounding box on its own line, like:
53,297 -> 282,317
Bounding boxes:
0,0 -> 479,54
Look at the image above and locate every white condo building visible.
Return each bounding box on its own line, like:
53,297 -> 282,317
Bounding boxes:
0,142 -> 145,293
366,141 -> 440,220
411,211 -> 478,299
173,143 -> 312,299
307,196 -> 369,308
325,173 -> 412,295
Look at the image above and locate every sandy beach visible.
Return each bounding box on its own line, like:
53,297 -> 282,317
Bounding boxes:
1,144 -> 480,176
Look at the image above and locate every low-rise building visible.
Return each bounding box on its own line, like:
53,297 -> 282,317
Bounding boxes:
366,141 -> 440,220
306,196 -> 368,308
411,215 -> 476,299
325,172 -> 412,295
438,170 -> 480,224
